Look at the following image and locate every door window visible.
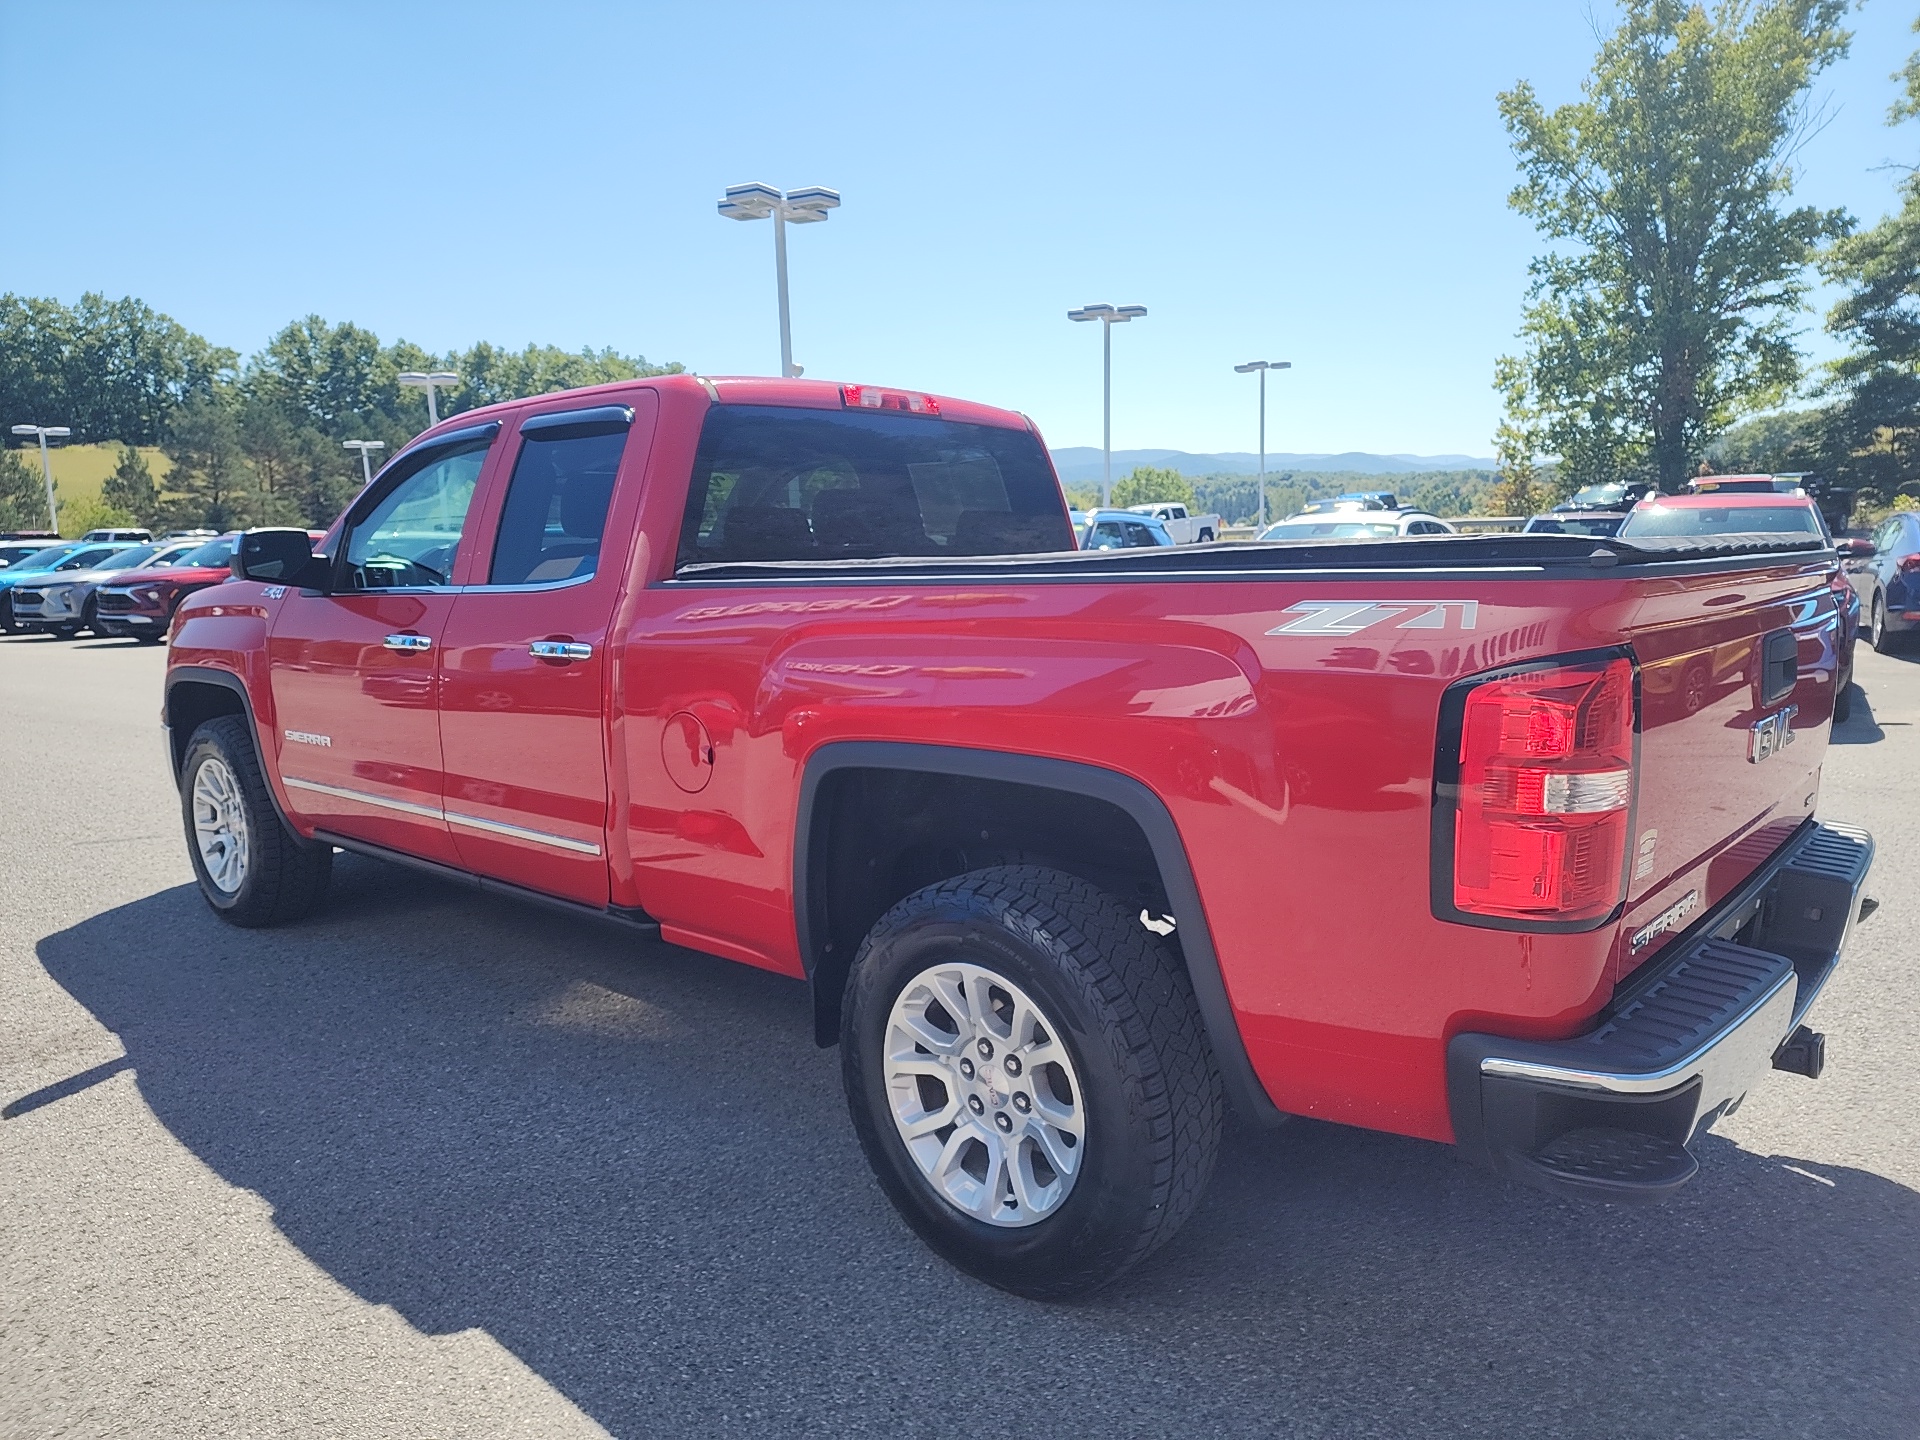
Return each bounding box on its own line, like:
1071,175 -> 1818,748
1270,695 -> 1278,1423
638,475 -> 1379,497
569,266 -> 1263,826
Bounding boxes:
341,442 -> 488,589
488,425 -> 630,585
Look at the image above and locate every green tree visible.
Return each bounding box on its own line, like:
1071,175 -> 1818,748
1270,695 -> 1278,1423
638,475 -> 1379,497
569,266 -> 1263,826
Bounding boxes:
1110,465 -> 1195,509
1486,418 -> 1546,515
101,444 -> 161,527
1498,0 -> 1850,493
0,447 -> 48,531
163,392 -> 290,531
1821,18 -> 1920,502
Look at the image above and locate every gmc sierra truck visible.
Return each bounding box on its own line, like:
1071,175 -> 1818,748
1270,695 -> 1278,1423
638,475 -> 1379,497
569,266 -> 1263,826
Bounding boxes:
163,374 -> 1873,1298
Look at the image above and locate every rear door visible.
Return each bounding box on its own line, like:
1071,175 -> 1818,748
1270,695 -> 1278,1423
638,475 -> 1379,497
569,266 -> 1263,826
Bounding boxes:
436,397 -> 653,905
266,426 -> 499,864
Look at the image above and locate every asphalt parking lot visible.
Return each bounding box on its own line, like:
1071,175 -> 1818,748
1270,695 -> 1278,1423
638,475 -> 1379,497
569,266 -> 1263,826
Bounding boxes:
2,632 -> 1916,1440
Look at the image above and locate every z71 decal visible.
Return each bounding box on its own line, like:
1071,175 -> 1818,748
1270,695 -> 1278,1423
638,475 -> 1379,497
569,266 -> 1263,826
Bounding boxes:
1266,599 -> 1479,637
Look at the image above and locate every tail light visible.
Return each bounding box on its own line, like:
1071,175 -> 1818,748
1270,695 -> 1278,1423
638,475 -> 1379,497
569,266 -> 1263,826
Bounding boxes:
842,384 -> 939,415
1898,554 -> 1920,574
1434,654 -> 1636,928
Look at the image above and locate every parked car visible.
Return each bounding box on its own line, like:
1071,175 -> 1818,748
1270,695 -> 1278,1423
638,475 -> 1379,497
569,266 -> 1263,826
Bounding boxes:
1845,510 -> 1920,655
78,527 -> 153,543
1079,508 -> 1175,548
1124,502 -> 1220,543
1259,508 -> 1455,540
163,374 -> 1869,1299
0,540 -> 59,570
92,534 -> 245,643
10,540 -> 202,638
1618,490 -> 1859,720
1553,481 -> 1652,513
1522,510 -> 1627,537
0,541 -> 139,633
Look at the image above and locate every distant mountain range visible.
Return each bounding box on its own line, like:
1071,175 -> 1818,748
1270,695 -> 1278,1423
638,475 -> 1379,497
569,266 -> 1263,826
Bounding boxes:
1048,447 -> 1496,484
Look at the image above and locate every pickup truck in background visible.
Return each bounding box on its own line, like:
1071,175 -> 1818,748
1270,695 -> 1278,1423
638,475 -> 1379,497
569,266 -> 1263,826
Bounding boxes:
163,374 -> 1873,1298
1125,501 -> 1220,543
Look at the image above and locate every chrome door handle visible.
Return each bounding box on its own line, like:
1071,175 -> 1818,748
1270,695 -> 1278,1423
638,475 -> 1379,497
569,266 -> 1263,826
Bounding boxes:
529,640 -> 592,660
383,633 -> 433,652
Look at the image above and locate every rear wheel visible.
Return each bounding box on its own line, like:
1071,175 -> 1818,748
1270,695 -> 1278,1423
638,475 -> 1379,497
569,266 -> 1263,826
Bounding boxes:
842,865 -> 1223,1299
1872,595 -> 1903,654
181,715 -> 332,926
1197,527 -> 1215,543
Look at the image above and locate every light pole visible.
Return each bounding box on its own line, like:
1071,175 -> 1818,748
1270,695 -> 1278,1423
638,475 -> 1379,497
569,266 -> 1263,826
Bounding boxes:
10,423 -> 71,533
1067,304 -> 1147,508
1233,360 -> 1291,530
398,371 -> 460,428
343,439 -> 386,486
718,182 -> 841,378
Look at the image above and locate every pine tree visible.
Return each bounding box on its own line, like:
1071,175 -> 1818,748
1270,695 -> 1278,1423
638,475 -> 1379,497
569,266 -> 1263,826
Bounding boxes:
0,447 -> 49,531
101,444 -> 160,527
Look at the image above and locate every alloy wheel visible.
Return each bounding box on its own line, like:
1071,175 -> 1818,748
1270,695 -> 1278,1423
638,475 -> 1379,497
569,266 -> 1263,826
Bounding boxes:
883,960 -> 1086,1227
191,756 -> 250,894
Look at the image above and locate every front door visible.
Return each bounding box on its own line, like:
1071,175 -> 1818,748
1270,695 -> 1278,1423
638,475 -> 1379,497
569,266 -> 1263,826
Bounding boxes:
267,431 -> 496,864
436,400 -> 647,905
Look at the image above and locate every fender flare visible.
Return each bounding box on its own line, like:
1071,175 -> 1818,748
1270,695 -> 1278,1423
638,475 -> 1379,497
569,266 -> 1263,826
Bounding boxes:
794,740 -> 1287,1126
164,665 -> 305,836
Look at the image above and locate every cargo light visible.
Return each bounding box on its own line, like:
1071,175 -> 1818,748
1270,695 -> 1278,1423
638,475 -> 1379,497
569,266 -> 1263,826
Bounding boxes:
1439,655 -> 1636,926
842,384 -> 939,415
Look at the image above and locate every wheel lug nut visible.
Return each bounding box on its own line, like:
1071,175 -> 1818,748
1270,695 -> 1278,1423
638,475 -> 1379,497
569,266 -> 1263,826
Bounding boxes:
1004,1055 -> 1022,1077
1013,1092 -> 1031,1113
977,1037 -> 994,1060
959,1058 -> 975,1079
968,1095 -> 985,1114
994,1112 -> 1013,1132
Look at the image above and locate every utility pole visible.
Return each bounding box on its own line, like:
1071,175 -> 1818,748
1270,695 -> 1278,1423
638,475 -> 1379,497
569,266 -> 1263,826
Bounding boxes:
10,423 -> 71,533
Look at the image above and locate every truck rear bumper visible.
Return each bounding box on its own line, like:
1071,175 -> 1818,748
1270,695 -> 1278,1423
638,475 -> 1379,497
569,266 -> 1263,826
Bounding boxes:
1447,820 -> 1874,1202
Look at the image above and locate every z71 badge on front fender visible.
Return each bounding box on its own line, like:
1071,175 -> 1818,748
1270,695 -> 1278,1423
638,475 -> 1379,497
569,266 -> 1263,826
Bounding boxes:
1266,599 -> 1479,637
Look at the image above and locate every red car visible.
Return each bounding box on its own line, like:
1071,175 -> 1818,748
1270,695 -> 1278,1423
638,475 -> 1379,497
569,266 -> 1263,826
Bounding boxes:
94,533 -> 323,643
160,377 -> 1873,1297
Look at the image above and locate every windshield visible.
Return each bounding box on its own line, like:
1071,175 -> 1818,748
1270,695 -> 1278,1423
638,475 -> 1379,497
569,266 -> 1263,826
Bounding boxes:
6,544 -> 78,571
87,544 -> 165,571
177,538 -> 238,567
1525,514 -> 1624,536
1260,520 -> 1399,540
1566,483 -> 1630,509
1619,503 -> 1822,538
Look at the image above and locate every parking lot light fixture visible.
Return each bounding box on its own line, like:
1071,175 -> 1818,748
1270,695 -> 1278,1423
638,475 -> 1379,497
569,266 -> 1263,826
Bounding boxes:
1068,305 -> 1148,507
342,439 -> 386,486
718,182 -> 841,378
1233,361 -> 1292,530
10,423 -> 72,533
397,371 -> 460,429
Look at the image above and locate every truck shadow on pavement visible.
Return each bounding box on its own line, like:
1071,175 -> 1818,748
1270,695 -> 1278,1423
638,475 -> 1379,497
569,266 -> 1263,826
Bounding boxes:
32,857 -> 1920,1440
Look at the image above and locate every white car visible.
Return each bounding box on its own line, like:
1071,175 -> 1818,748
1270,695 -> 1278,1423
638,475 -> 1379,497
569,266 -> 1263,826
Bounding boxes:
1124,502 -> 1220,544
1258,509 -> 1457,541
10,540 -> 199,637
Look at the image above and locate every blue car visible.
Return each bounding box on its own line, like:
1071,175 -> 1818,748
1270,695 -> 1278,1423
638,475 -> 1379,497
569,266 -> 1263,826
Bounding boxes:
0,541 -> 138,633
1848,511 -> 1920,653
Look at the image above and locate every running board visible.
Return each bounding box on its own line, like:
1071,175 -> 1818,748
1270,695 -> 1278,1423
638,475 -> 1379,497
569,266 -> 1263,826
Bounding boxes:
314,830 -> 662,940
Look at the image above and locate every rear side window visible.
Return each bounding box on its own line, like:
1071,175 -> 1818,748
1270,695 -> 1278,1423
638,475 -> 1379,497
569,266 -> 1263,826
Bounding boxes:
676,405 -> 1072,568
490,420 -> 630,585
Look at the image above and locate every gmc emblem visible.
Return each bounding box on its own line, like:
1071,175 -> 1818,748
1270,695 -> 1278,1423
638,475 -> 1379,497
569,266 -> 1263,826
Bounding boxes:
1747,705 -> 1797,763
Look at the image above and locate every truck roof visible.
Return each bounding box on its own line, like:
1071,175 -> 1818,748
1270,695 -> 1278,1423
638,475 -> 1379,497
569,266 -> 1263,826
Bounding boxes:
409,374 -> 1035,446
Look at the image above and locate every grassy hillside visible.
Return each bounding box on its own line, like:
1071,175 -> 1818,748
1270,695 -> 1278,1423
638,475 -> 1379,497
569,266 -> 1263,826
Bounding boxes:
4,443 -> 172,533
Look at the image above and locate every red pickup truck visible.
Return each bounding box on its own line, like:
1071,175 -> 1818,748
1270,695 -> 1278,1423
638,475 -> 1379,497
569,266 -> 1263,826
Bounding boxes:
163,375 -> 1874,1298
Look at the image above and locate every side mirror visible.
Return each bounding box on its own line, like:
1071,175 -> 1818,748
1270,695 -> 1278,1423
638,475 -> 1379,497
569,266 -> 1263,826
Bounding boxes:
233,528 -> 327,587
1837,537 -> 1876,560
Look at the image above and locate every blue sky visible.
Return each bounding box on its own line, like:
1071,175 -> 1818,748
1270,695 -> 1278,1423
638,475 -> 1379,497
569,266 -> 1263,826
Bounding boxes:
2,1 -> 1915,456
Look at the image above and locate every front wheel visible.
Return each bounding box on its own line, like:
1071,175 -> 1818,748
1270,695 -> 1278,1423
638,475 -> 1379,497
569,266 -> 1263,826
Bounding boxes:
180,715 -> 333,926
841,865 -> 1223,1299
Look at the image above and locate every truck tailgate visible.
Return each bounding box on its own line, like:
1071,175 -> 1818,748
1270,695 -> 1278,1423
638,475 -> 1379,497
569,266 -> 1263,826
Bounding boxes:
1614,552 -> 1840,981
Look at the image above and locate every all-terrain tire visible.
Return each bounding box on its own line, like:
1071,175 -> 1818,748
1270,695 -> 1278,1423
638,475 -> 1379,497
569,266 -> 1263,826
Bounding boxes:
180,715 -> 333,927
842,864 -> 1223,1299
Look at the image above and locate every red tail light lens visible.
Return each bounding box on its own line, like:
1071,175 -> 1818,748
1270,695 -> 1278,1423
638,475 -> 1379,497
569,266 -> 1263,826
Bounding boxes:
842,384 -> 939,415
1444,656 -> 1635,924
1899,554 -> 1920,574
